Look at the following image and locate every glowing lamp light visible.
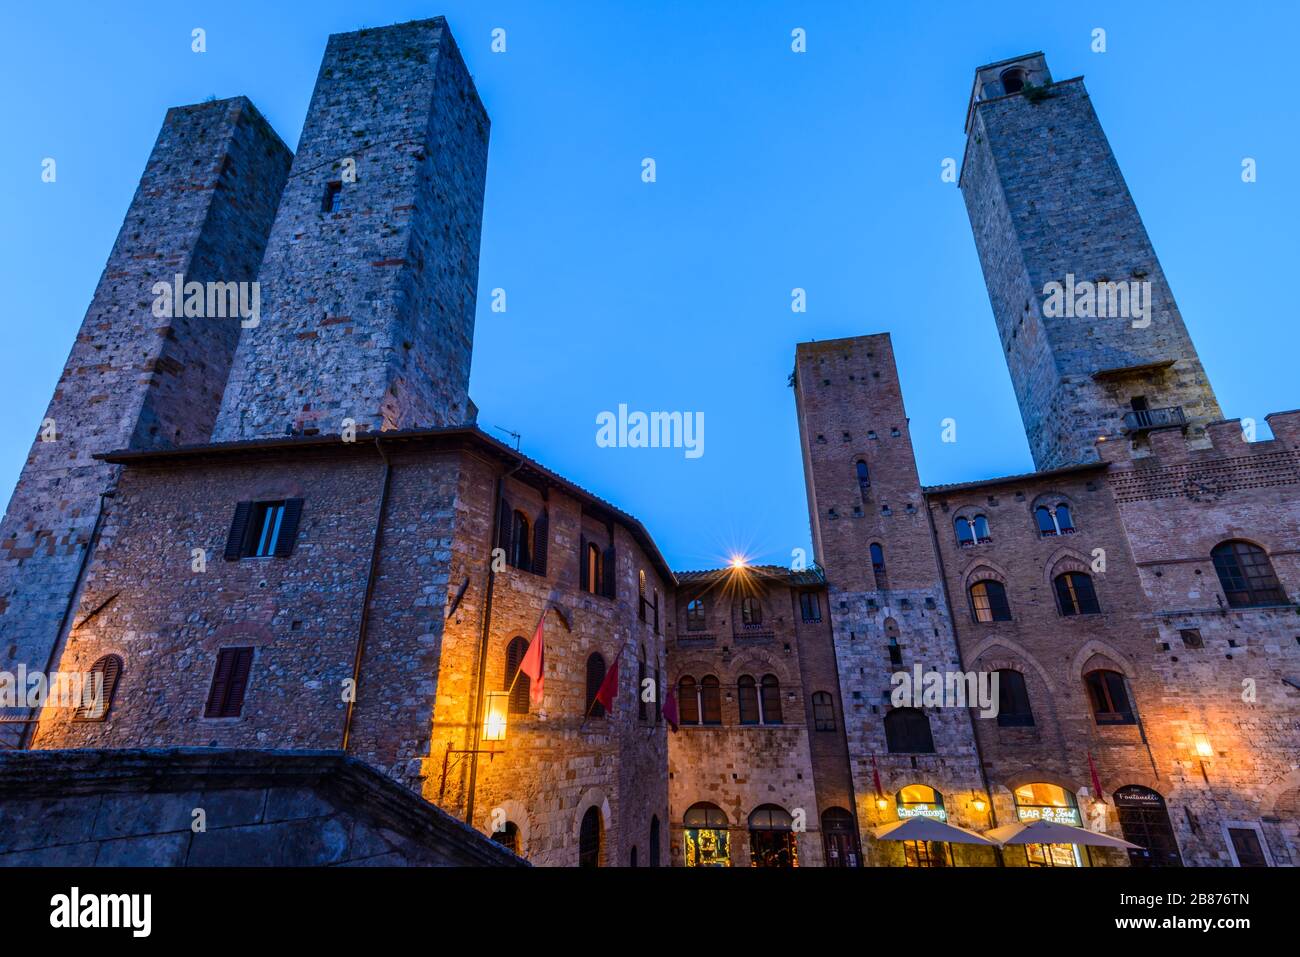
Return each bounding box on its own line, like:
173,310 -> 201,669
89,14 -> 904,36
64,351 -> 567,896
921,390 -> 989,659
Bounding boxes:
972,797 -> 988,813
875,796 -> 889,811
482,691 -> 509,744
1193,734 -> 1214,759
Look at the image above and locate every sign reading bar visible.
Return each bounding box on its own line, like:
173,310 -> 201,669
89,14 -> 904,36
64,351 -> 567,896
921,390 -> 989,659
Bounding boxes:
1016,805 -> 1082,826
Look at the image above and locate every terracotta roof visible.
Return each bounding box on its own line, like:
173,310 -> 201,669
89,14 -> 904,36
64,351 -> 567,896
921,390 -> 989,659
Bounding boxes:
674,564 -> 826,587
922,461 -> 1107,495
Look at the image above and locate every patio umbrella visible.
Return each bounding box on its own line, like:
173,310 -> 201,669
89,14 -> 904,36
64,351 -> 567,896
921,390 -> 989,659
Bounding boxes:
987,818 -> 1141,849
873,816 -> 996,845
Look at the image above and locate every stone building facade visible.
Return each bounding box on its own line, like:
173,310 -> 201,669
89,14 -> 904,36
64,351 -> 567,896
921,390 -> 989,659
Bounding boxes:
2,28 -> 1296,868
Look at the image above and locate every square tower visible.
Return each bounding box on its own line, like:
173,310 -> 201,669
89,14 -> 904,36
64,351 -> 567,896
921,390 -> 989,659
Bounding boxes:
0,98 -> 290,743
960,53 -> 1221,470
213,18 -> 489,441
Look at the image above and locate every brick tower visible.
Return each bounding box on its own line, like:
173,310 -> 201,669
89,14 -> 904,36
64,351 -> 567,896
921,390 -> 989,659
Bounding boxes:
0,98 -> 290,743
212,18 -> 489,442
794,335 -> 988,863
960,53 -> 1222,470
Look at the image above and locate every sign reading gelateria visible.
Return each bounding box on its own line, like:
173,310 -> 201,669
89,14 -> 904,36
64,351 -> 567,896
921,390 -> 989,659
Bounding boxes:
1016,804 -> 1082,826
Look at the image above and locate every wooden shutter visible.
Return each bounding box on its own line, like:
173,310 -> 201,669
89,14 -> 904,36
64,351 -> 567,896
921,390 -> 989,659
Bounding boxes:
75,654 -> 123,721
497,498 -> 513,557
578,535 -> 589,591
224,502 -> 253,560
602,546 -> 616,599
273,498 -> 304,557
206,647 -> 254,718
586,653 -> 606,718
505,637 -> 530,714
532,511 -> 548,577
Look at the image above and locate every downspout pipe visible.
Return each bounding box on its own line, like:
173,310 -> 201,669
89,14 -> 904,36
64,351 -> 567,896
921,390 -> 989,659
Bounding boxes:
342,437 -> 393,752
465,453 -> 524,827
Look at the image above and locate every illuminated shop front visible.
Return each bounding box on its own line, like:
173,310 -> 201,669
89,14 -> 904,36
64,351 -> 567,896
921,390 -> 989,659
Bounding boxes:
1014,783 -> 1082,867
748,804 -> 798,867
897,785 -> 951,866
683,802 -> 731,867
1114,785 -> 1183,867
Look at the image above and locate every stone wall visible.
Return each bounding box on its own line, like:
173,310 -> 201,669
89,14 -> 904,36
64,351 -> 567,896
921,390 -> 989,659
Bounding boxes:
0,98 -> 289,747
0,748 -> 524,866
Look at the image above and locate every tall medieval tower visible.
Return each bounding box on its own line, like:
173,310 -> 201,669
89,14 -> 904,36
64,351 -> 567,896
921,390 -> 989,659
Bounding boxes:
0,99 -> 290,744
212,18 -> 489,441
794,335 -> 987,859
960,53 -> 1221,470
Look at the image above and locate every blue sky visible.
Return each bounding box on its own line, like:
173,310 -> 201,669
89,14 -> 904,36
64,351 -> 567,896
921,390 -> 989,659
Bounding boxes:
3,1 -> 1296,571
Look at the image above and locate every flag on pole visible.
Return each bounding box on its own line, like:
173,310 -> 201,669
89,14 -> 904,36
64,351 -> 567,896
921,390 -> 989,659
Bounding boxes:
661,687 -> 679,732
594,658 -> 619,713
1087,750 -> 1106,804
519,617 -> 545,707
871,753 -> 884,800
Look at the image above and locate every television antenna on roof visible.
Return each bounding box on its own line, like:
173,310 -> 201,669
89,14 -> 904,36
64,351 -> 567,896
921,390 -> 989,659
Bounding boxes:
493,425 -> 521,450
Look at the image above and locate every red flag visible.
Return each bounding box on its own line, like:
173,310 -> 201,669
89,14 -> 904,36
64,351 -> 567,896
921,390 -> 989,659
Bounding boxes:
519,618 -> 544,707
1087,750 -> 1106,804
594,658 -> 619,713
871,753 -> 884,799
661,687 -> 679,732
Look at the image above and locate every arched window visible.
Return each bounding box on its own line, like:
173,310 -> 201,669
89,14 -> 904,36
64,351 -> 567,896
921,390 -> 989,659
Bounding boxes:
510,510 -> 531,570
737,675 -> 759,725
585,542 -> 601,595
700,675 -> 722,725
579,806 -> 603,867
1001,67 -> 1026,94
973,515 -> 991,543
884,708 -> 935,753
812,691 -> 835,731
1055,572 -> 1101,615
1035,505 -> 1056,536
493,821 -> 521,855
1211,540 -> 1286,608
969,580 -> 1011,622
649,815 -> 661,867
955,516 -> 975,547
856,460 -> 871,497
748,805 -> 797,868
741,597 -> 762,626
1085,669 -> 1135,725
1036,503 -> 1076,537
760,674 -> 784,725
1014,784 -> 1083,866
1054,504 -> 1074,533
683,803 -> 730,867
686,598 -> 706,631
637,646 -> 648,721
996,669 -> 1033,726
504,636 -> 530,714
870,543 -> 887,589
585,652 -> 607,718
678,676 -> 699,725
74,654 -> 123,721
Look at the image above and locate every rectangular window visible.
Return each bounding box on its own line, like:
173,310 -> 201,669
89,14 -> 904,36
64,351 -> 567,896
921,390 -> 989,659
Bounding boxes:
1179,629 -> 1204,649
322,180 -> 342,212
1227,827 -> 1269,867
799,592 -> 821,623
205,647 -> 254,718
224,499 -> 303,560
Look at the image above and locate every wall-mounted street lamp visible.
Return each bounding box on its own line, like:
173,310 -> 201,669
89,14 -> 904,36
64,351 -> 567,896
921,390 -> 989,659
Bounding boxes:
1193,733 -> 1213,784
439,691 -> 510,801
971,796 -> 988,814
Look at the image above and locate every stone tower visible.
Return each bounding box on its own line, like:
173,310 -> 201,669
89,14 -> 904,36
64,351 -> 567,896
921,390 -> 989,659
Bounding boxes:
960,53 -> 1222,471
0,98 -> 290,743
212,18 -> 490,442
794,335 -> 986,860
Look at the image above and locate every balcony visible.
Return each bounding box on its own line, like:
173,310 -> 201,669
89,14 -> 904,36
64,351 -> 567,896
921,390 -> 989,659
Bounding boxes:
1122,406 -> 1185,434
